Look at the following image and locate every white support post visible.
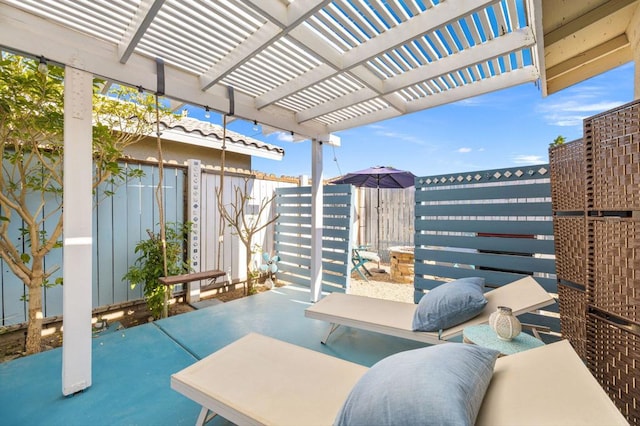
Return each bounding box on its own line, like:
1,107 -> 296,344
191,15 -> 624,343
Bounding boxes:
345,187 -> 357,294
310,139 -> 323,302
628,5 -> 640,99
62,64 -> 93,396
187,159 -> 202,303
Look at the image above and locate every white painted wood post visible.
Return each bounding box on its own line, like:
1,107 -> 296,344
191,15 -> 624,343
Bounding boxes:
187,159 -> 201,303
628,6 -> 640,99
310,139 -> 323,302
345,187 -> 357,294
62,64 -> 93,396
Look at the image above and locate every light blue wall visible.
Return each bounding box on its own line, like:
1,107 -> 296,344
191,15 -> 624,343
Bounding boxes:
0,162 -> 185,326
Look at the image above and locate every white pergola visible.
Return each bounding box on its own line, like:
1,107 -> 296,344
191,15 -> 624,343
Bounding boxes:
1,0 -> 638,396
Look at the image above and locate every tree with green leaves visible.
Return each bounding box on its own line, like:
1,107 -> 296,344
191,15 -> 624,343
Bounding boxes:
550,135 -> 566,147
0,52 -> 172,354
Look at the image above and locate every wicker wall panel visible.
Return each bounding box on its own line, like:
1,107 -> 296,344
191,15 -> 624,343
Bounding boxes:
550,140 -> 585,211
553,216 -> 586,284
558,283 -> 587,359
553,100 -> 640,425
587,313 -> 640,424
591,218 -> 640,323
588,101 -> 640,210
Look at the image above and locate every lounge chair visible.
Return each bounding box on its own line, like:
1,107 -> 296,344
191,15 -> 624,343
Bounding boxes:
305,276 -> 554,344
170,333 -> 627,426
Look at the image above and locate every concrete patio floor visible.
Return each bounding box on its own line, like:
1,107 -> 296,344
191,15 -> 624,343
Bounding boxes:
0,285 -> 426,425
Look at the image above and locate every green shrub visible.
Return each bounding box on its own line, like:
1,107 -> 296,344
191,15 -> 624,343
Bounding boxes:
123,222 -> 191,319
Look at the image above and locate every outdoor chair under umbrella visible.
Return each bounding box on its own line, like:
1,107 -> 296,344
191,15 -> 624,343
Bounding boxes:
330,166 -> 415,272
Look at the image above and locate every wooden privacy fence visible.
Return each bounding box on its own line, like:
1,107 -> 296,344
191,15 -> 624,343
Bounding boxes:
414,164 -> 558,333
0,159 -> 296,327
0,162 -> 184,326
274,184 -> 354,292
355,186 -> 414,262
198,169 -> 295,285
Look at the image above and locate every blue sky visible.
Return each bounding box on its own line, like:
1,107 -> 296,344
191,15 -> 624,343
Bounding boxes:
188,62 -> 635,180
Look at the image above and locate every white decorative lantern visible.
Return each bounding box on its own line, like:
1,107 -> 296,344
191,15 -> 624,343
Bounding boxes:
489,306 -> 522,341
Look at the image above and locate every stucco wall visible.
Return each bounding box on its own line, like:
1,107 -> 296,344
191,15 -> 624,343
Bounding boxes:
123,136 -> 250,170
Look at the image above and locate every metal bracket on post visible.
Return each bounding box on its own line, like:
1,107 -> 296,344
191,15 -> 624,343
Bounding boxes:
155,57 -> 165,95
227,85 -> 235,116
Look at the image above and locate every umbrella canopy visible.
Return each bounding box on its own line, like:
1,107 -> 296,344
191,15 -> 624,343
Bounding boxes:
330,166 -> 415,188
331,166 -> 415,272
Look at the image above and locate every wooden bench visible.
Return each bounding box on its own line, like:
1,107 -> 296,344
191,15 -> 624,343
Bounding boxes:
159,270 -> 226,286
159,270 -> 226,317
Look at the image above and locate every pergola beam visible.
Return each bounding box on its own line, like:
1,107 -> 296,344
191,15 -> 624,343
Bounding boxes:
297,28 -> 535,123
199,0 -> 332,90
256,0 -> 499,109
327,65 -> 538,133
0,4 -> 332,142
118,0 -> 166,63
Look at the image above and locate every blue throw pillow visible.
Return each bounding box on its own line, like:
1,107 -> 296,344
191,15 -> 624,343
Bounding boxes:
412,277 -> 487,332
334,343 -> 500,426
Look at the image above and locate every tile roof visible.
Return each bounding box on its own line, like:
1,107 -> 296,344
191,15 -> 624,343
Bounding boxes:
158,116 -> 284,157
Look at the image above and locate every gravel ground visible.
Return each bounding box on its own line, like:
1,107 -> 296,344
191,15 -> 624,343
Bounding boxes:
348,264 -> 414,303
349,279 -> 414,302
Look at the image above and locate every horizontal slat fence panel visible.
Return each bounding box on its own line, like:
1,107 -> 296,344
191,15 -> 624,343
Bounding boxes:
415,218 -> 553,235
414,164 -> 558,335
415,182 -> 552,202
414,264 -> 558,296
416,234 -> 555,253
419,202 -> 552,217
417,248 -> 556,274
274,184 -> 354,292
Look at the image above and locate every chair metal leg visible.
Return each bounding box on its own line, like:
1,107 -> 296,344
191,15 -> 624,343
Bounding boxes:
196,406 -> 217,426
321,323 -> 341,344
351,258 -> 370,281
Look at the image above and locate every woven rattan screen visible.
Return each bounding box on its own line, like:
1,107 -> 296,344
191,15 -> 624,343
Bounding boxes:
558,283 -> 587,359
552,99 -> 640,423
590,217 -> 640,323
550,140 -> 585,211
587,312 -> 640,424
588,101 -> 640,210
553,216 -> 587,284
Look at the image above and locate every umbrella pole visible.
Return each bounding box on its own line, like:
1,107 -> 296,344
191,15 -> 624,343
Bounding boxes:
371,184 -> 385,273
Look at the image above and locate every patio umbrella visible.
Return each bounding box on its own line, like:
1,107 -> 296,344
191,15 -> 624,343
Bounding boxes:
330,166 -> 415,272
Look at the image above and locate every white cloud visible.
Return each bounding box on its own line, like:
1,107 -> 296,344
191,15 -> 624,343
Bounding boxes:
455,98 -> 486,107
457,147 -> 472,153
277,132 -> 294,142
537,92 -> 626,127
513,155 -> 544,164
371,128 -> 431,146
